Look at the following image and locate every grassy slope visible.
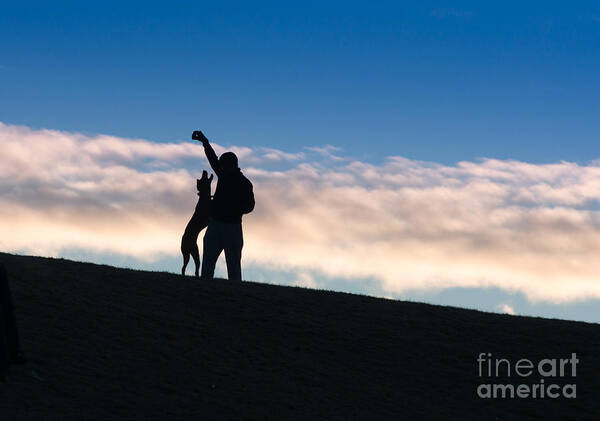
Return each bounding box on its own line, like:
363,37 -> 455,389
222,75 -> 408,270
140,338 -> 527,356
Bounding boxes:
1,252 -> 599,420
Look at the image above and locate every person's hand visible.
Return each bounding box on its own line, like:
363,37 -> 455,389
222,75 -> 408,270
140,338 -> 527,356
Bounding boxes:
192,130 -> 209,145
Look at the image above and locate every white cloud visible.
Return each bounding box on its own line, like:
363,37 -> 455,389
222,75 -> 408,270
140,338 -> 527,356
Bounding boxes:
305,145 -> 345,161
498,304 -> 517,315
256,147 -> 305,162
3,122 -> 600,303
293,272 -> 317,289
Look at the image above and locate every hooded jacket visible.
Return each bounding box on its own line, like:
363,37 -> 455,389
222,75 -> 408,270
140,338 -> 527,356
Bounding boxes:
204,142 -> 255,223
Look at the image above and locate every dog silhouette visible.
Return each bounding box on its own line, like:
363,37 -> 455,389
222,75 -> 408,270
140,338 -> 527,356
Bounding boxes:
181,170 -> 213,277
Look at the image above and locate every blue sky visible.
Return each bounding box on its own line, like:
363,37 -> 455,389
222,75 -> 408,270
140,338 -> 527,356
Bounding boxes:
3,1 -> 600,163
2,2 -> 600,322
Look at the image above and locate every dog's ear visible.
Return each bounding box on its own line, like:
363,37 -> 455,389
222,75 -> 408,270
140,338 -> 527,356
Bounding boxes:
201,170 -> 208,179
209,173 -> 214,182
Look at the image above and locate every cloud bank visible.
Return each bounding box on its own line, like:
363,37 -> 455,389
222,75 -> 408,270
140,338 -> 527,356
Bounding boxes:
2,122 -> 600,303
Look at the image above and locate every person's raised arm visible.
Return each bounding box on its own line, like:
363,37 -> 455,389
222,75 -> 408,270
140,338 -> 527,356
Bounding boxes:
192,130 -> 222,177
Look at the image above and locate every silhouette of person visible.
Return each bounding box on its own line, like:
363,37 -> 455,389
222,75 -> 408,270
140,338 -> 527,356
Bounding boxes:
192,130 -> 255,281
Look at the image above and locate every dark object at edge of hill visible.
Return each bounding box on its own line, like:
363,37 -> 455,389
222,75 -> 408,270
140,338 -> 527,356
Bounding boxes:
1,262 -> 25,381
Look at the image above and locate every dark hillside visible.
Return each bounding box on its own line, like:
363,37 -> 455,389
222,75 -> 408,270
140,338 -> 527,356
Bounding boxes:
1,252 -> 599,420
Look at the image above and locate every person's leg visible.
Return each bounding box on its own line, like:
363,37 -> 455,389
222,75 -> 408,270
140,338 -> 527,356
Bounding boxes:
190,243 -> 200,278
201,220 -> 223,279
223,223 -> 243,281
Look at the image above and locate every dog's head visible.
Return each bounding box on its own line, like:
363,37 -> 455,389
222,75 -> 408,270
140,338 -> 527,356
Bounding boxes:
196,170 -> 214,197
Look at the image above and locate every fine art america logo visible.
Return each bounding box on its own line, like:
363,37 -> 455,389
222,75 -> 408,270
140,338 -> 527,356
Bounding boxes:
476,353 -> 578,399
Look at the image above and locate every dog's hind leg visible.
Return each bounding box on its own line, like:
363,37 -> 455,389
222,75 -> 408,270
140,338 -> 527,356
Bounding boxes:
191,243 -> 200,278
182,251 -> 191,276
